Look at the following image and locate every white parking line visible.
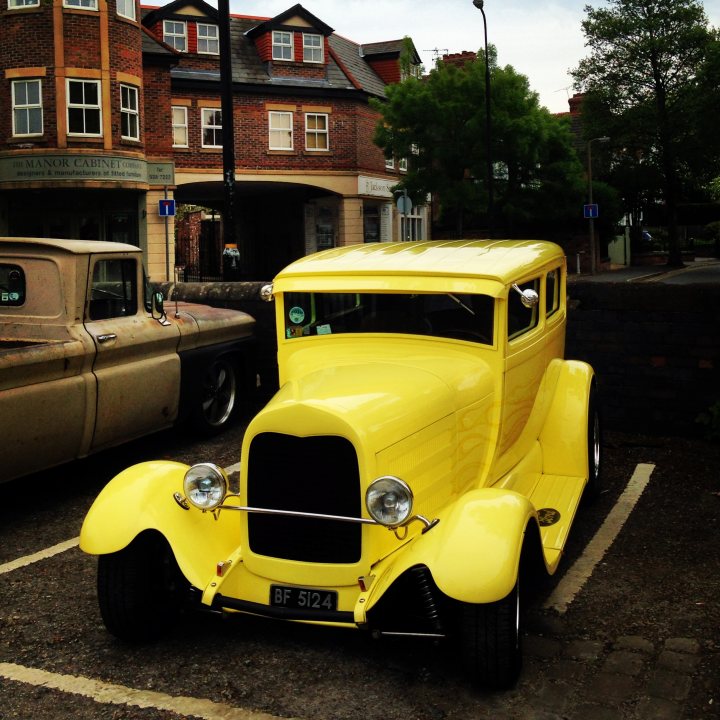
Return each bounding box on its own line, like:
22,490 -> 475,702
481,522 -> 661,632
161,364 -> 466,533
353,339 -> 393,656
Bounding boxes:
0,537 -> 79,576
543,462 -> 655,614
0,662 -> 288,720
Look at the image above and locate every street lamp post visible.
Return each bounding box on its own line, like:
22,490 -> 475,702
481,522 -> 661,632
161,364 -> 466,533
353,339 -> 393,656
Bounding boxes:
472,0 -> 493,237
587,136 -> 609,274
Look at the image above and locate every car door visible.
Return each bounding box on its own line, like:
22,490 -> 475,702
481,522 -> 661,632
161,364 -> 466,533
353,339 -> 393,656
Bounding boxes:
83,253 -> 181,451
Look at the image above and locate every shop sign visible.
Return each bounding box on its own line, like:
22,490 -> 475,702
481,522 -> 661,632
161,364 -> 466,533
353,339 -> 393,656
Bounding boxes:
0,154 -> 174,187
358,175 -> 395,198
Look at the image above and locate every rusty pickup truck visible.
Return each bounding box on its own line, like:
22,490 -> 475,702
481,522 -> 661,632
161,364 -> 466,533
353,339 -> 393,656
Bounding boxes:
0,237 -> 255,483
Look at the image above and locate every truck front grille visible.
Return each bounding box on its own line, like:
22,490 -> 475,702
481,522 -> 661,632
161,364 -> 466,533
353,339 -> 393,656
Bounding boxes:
247,432 -> 362,563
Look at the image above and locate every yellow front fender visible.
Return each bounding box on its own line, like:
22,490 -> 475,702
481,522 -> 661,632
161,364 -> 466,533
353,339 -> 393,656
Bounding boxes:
365,488 -> 537,610
79,461 -> 240,590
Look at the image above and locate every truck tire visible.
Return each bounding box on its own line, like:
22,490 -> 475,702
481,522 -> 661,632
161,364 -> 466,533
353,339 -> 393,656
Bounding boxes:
459,579 -> 522,690
192,356 -> 238,435
97,532 -> 186,642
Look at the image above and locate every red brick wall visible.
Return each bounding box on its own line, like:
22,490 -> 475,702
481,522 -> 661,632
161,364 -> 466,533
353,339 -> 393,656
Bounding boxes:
367,58 -> 400,84
64,13 -> 102,67
142,63 -> 172,155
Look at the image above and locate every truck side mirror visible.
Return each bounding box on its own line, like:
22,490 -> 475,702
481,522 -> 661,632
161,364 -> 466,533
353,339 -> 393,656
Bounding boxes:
151,290 -> 171,325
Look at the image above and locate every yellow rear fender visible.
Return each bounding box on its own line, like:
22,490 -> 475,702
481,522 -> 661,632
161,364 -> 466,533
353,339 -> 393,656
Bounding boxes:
539,360 -> 595,478
79,461 -> 240,589
367,488 -> 539,608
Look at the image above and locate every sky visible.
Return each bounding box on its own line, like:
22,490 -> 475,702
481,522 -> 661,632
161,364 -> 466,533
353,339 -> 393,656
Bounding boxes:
182,0 -> 720,114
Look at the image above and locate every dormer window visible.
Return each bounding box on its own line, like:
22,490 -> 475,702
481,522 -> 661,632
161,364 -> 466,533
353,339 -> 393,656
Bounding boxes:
272,31 -> 293,61
163,20 -> 187,52
303,33 -> 323,63
198,23 -> 219,54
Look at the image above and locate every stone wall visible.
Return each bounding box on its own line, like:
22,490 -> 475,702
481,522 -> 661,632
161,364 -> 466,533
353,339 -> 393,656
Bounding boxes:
161,280 -> 720,437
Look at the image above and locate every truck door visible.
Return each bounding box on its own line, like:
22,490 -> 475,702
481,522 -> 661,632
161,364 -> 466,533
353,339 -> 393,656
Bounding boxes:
83,253 -> 181,451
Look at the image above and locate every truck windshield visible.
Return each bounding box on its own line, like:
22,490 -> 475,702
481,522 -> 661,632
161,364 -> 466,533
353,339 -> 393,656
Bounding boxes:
283,292 -> 494,345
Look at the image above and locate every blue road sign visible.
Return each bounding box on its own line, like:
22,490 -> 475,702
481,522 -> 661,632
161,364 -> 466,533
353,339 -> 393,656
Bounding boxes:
584,203 -> 599,219
159,199 -> 176,217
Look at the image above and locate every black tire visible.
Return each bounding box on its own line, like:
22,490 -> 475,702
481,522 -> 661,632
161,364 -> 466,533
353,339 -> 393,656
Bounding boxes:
459,579 -> 522,690
584,385 -> 602,502
192,356 -> 238,435
97,532 -> 187,642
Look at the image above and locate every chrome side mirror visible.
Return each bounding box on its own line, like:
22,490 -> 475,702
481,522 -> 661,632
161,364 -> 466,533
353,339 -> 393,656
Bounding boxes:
260,284 -> 274,302
151,290 -> 171,326
512,284 -> 539,309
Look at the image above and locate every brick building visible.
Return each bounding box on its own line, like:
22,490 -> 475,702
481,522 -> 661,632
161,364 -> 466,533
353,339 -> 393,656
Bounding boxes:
0,0 -> 427,280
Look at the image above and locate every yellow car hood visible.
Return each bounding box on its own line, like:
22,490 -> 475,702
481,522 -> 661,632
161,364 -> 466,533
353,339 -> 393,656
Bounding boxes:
260,344 -> 494,451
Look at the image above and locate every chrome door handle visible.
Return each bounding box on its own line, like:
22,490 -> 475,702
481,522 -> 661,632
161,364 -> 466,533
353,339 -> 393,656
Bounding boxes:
97,333 -> 117,343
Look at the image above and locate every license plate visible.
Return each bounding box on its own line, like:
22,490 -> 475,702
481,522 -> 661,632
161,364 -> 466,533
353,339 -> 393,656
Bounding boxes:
270,585 -> 338,612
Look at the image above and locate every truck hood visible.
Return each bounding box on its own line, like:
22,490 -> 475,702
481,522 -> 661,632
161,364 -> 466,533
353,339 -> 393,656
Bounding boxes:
257,344 -> 494,451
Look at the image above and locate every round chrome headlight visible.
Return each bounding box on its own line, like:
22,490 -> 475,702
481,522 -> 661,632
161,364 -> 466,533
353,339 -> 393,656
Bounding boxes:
183,463 -> 228,511
366,476 -> 413,527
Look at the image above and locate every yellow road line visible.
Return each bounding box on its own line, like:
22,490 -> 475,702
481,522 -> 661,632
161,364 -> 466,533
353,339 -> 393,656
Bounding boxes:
0,537 -> 79,576
0,662 -> 290,720
543,462 -> 655,614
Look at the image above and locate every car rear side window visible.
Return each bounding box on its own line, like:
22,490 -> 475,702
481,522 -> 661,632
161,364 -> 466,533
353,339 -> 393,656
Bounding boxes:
508,278 -> 540,340
0,264 -> 26,307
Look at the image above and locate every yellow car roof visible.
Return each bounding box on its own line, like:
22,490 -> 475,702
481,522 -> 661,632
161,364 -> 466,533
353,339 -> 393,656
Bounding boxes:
275,239 -> 564,291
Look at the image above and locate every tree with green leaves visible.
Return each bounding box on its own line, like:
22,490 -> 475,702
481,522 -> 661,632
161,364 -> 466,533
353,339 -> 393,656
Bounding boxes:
372,51 -> 586,239
572,0 -> 717,265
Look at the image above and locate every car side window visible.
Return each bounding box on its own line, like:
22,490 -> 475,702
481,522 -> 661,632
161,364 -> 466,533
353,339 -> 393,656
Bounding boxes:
88,259 -> 137,320
508,278 -> 540,340
546,269 -> 560,318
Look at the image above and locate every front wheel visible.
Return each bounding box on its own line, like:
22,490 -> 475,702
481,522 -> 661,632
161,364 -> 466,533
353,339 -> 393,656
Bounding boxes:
97,532 -> 188,642
192,357 -> 238,435
459,579 -> 522,690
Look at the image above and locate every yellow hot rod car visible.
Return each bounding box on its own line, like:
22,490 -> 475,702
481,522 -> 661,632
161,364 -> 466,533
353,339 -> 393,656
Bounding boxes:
81,240 -> 601,689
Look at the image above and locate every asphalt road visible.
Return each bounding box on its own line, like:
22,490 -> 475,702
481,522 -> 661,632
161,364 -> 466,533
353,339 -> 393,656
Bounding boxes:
0,412 -> 718,720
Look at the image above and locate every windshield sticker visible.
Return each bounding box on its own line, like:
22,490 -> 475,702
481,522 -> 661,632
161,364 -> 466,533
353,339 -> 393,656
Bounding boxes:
286,326 -> 304,339
288,306 -> 305,324
316,324 -> 331,335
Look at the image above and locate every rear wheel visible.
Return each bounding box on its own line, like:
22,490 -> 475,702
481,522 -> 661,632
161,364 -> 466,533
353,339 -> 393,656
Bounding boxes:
192,357 -> 238,435
97,532 -> 187,642
459,579 -> 522,690
584,385 -> 602,501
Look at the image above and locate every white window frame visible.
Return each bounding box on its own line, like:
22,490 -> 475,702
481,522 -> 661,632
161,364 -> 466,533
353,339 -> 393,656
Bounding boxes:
163,20 -> 187,52
120,84 -> 139,141
172,106 -> 188,148
8,0 -> 40,7
305,113 -> 328,151
66,79 -> 102,137
385,157 -> 395,170
399,158 -> 408,172
303,33 -> 323,63
201,108 -> 222,148
197,23 -> 219,54
63,0 -> 97,9
269,111 -> 293,150
116,0 -> 135,21
12,79 -> 43,137
272,30 -> 293,61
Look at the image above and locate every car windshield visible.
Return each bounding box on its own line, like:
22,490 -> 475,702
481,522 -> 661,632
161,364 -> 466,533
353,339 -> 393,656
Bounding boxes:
283,291 -> 494,345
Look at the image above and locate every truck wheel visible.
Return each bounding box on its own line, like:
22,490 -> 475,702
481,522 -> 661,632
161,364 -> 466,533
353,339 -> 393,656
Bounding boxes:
459,580 -> 522,690
193,357 -> 238,434
97,532 -> 187,642
584,386 -> 602,501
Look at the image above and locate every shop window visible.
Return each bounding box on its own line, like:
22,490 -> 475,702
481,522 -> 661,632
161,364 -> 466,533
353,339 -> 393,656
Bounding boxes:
269,111 -> 293,150
198,23 -> 219,54
272,31 -> 293,60
172,106 -> 188,147
67,79 -> 102,136
116,0 -> 135,20
201,108 -> 222,148
120,84 -> 139,141
305,113 -> 328,151
364,205 -> 380,243
163,20 -> 187,52
12,79 -> 43,136
303,33 -> 323,63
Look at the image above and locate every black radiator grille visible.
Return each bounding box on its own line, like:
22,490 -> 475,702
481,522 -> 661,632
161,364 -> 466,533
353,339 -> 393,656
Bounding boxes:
247,433 -> 362,563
